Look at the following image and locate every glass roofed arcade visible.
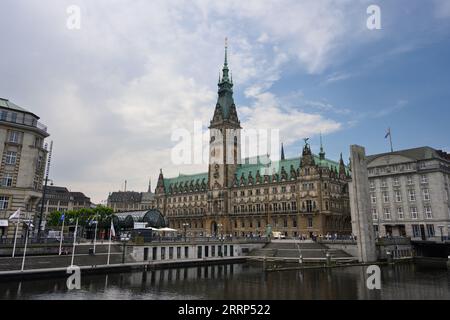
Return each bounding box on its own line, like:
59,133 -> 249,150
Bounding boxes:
112,209 -> 167,231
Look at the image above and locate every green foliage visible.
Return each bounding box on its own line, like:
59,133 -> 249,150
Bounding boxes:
47,205 -> 114,227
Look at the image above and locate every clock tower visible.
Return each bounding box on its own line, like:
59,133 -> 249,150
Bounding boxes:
207,39 -> 241,234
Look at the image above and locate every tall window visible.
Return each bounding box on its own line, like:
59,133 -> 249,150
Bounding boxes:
1,174 -> 13,187
408,190 -> 416,201
384,208 -> 391,220
370,193 -> 377,204
410,206 -> 418,219
421,175 -> 428,184
395,190 -> 402,202
307,217 -> 313,228
371,208 -> 378,220
393,177 -> 400,186
8,131 -> 21,144
381,179 -> 387,188
369,181 -> 375,189
424,206 -> 433,219
426,224 -> 435,237
407,176 -> 413,185
423,189 -> 430,201
383,192 -> 389,203
5,151 -> 17,165
412,225 -> 420,238
0,196 -> 9,209
397,207 -> 404,220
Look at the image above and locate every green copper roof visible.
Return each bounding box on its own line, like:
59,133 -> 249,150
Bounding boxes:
162,154 -> 348,192
164,172 -> 208,190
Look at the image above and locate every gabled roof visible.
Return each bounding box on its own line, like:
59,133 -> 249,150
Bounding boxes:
108,191 -> 142,203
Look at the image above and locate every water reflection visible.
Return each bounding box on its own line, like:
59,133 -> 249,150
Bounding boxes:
0,263 -> 449,300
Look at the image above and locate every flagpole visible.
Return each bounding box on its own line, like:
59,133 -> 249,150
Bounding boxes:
71,218 -> 78,267
107,221 -> 112,265
21,226 -> 29,271
59,216 -> 65,255
93,215 -> 98,254
12,213 -> 20,258
389,128 -> 394,152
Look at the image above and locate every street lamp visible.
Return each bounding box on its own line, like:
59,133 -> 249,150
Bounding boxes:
182,223 -> 189,242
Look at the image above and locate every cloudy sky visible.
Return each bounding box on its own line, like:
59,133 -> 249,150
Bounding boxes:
1,0 -> 450,203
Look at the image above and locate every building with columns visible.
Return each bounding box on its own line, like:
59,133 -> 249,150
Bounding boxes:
154,45 -> 352,238
367,147 -> 450,241
0,98 -> 49,238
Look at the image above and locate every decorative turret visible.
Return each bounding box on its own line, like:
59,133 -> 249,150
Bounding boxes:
156,169 -> 165,194
339,153 -> 346,176
281,143 -> 285,161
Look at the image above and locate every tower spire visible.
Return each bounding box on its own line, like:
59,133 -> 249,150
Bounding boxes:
319,133 -> 325,160
221,37 -> 230,82
281,143 -> 285,161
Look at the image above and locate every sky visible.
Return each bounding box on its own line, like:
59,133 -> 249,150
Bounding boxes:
1,0 -> 450,203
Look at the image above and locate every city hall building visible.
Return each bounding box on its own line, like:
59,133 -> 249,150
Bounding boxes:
155,45 -> 352,238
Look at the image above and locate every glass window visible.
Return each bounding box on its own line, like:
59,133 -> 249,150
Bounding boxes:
1,174 -> 13,187
421,175 -> 428,184
8,131 -> 21,144
410,207 -> 418,219
5,151 -> 17,165
408,190 -> 416,201
412,225 -> 420,237
424,206 -> 433,219
383,192 -> 389,203
371,208 -> 378,220
384,208 -> 391,220
397,207 -> 404,220
370,193 -> 377,204
426,224 -> 435,237
0,196 -> 9,210
395,191 -> 402,202
307,217 -> 313,228
423,189 -> 430,201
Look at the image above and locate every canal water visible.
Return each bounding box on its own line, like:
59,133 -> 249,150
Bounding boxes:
0,263 -> 449,300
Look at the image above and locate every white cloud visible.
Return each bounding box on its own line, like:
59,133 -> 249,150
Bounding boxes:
1,0 -> 418,203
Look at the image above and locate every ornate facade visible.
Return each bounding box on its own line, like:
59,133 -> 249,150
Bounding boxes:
155,45 -> 352,238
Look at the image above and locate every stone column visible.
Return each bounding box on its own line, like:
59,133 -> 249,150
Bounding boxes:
349,145 -> 377,262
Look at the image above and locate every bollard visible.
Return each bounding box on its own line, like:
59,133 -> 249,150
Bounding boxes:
386,251 -> 393,264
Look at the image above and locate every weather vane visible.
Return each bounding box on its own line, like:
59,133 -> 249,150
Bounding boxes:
304,138 -> 310,145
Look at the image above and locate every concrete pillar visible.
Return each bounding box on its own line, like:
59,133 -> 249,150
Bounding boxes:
349,145 -> 377,263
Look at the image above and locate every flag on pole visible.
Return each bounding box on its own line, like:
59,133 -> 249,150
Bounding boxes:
60,213 -> 65,222
385,128 -> 391,139
110,221 -> 116,237
9,208 -> 21,220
